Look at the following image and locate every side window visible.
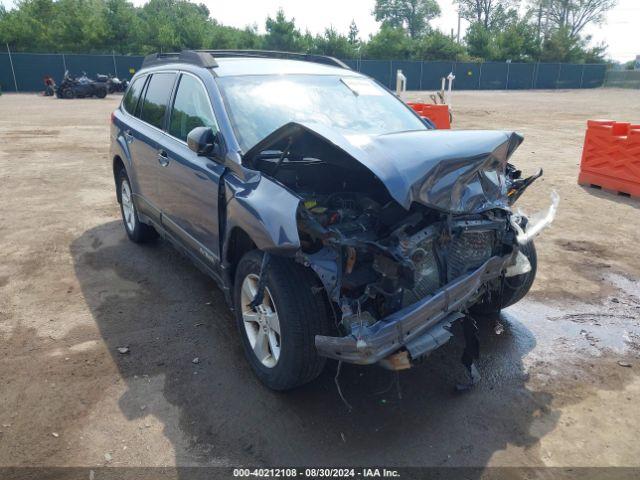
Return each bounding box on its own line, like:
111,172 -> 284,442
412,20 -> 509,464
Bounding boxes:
122,76 -> 146,116
139,73 -> 176,130
168,74 -> 218,142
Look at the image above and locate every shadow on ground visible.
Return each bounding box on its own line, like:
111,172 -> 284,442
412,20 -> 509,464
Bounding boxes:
70,221 -> 559,470
580,185 -> 640,210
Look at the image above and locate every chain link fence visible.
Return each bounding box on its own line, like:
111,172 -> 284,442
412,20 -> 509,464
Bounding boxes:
604,70 -> 640,89
0,52 -> 607,93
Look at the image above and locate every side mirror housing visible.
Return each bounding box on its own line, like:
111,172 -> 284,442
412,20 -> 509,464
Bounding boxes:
187,126 -> 223,158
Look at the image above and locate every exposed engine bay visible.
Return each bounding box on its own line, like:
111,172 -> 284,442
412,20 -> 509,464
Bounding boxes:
295,191 -> 518,326
243,121 -> 557,383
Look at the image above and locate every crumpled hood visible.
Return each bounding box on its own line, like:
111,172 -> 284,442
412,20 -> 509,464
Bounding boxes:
244,122 -> 524,213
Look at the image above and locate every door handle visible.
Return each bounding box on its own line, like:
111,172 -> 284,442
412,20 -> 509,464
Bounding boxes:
123,130 -> 134,143
157,150 -> 170,167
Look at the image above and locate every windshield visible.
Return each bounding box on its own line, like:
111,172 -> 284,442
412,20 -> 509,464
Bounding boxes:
216,74 -> 426,152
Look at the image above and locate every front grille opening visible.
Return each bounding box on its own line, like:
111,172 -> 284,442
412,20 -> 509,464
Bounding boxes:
447,231 -> 495,282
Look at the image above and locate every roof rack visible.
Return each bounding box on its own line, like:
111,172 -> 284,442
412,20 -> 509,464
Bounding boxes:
199,50 -> 351,70
141,49 -> 350,70
141,51 -> 218,69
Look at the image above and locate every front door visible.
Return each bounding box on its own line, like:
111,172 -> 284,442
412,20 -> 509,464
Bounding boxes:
157,73 -> 224,265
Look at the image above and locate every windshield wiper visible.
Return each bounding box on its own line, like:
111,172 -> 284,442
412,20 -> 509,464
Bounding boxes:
271,136 -> 294,177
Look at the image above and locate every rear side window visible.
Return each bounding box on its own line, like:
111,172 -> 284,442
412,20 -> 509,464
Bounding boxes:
169,74 -> 218,142
139,73 -> 176,130
122,76 -> 146,116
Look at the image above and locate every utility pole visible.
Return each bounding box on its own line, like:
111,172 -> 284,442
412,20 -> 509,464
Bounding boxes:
457,10 -> 461,43
536,1 -> 544,47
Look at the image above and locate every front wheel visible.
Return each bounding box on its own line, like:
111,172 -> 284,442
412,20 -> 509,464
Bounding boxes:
95,88 -> 107,99
233,250 -> 331,391
62,88 -> 75,99
117,168 -> 157,243
472,240 -> 537,315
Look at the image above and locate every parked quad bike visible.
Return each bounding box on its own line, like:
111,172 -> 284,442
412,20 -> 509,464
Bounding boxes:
96,73 -> 129,93
56,71 -> 108,99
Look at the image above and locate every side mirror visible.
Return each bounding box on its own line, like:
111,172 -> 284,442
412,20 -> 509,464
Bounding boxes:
187,126 -> 222,158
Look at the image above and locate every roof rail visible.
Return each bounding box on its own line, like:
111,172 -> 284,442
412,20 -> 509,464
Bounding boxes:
141,50 -> 217,69
141,49 -> 351,71
198,50 -> 351,70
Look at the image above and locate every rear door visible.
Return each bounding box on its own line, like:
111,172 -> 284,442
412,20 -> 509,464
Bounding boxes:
157,72 -> 225,264
119,75 -> 150,208
130,72 -> 177,218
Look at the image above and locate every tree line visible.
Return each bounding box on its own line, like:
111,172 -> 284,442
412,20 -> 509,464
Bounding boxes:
0,0 -> 616,63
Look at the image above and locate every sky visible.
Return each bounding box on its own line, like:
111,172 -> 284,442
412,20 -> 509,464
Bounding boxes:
1,0 -> 638,62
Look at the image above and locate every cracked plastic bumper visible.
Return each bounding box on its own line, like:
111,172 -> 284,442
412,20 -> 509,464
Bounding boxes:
314,254 -> 511,364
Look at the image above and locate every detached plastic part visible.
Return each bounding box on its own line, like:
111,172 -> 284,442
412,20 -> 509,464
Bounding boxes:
510,191 -> 559,245
505,251 -> 532,277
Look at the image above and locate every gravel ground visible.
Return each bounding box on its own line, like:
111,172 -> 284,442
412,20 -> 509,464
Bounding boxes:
1,89 -> 639,473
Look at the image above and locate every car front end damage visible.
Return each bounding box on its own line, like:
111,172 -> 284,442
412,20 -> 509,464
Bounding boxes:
242,122 -> 558,380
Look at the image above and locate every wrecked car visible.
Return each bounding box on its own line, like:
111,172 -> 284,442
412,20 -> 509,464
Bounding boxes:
110,50 -> 557,391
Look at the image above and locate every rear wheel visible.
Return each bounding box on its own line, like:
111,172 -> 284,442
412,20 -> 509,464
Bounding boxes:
117,168 -> 157,243
62,89 -> 75,99
472,240 -> 537,315
95,88 -> 107,99
233,250 -> 331,390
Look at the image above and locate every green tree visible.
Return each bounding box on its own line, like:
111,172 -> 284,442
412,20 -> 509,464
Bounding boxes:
373,0 -> 440,38
494,14 -> 539,61
137,0 -> 212,52
310,27 -> 356,58
414,30 -> 465,60
540,0 -> 616,38
455,0 -> 520,29
465,22 -> 494,59
264,9 -> 302,51
539,27 -> 582,61
50,0 -> 110,52
582,40 -> 607,63
365,24 -> 412,59
2,0 -> 61,51
347,19 -> 359,45
103,0 -> 140,53
540,27 -> 607,62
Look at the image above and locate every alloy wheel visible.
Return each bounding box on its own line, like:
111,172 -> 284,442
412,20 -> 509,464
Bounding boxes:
120,179 -> 136,233
240,273 -> 281,368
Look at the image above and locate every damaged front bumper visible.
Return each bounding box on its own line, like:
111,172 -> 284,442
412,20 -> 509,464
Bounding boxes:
315,254 -> 511,365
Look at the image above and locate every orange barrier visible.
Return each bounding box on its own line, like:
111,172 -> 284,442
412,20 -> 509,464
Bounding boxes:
407,102 -> 451,129
578,120 -> 640,198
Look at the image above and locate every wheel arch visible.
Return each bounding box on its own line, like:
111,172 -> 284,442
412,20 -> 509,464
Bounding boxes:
224,226 -> 257,284
112,155 -> 127,203
223,226 -> 338,332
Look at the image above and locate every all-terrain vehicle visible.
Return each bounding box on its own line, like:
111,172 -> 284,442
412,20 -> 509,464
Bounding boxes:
97,73 -> 129,93
56,71 -> 107,99
110,50 -> 557,391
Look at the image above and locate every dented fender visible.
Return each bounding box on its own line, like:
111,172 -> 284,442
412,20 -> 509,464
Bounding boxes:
222,171 -> 301,255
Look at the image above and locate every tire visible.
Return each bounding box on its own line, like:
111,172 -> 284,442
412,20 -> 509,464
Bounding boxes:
472,240 -> 537,315
116,168 -> 157,243
234,250 -> 331,391
96,88 -> 107,99
62,89 -> 75,99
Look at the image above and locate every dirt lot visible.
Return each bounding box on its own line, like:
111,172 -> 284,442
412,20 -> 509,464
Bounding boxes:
1,89 -> 640,473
